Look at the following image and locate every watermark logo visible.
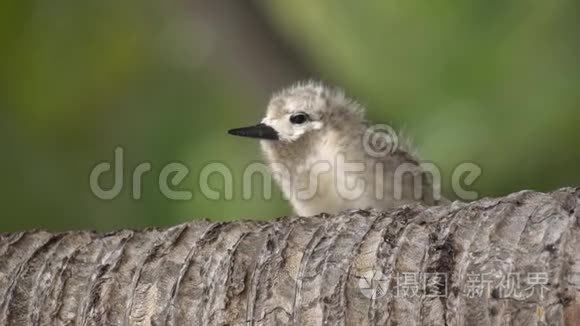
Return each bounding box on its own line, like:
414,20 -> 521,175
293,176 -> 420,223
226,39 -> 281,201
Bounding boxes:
363,124 -> 399,157
358,270 -> 390,299
356,271 -> 549,300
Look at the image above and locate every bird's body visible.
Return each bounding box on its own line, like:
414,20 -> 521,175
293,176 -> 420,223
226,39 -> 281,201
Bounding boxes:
229,81 -> 443,216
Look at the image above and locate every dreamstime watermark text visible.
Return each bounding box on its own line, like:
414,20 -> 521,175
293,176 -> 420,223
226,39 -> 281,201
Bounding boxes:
89,124 -> 482,201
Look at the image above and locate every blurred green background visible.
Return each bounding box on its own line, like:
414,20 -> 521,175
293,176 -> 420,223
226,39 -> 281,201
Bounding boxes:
1,0 -> 579,232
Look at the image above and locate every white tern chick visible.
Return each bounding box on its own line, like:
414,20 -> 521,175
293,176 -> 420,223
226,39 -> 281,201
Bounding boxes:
229,81 -> 443,216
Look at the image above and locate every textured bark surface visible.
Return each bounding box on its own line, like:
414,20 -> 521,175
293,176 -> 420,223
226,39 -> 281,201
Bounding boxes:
1,188 -> 579,325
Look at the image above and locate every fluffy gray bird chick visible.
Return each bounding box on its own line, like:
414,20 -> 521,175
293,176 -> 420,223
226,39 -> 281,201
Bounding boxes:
229,81 -> 442,216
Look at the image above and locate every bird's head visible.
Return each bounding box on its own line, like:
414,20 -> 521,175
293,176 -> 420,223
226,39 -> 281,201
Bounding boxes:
228,81 -> 365,146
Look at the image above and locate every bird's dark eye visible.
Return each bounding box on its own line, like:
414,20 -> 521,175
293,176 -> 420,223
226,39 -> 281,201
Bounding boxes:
290,113 -> 309,124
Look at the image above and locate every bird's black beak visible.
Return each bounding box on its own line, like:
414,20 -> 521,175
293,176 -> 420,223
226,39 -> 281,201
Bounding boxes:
228,123 -> 279,141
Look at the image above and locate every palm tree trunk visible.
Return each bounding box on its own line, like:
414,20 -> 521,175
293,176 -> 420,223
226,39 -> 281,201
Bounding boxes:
1,188 -> 579,325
